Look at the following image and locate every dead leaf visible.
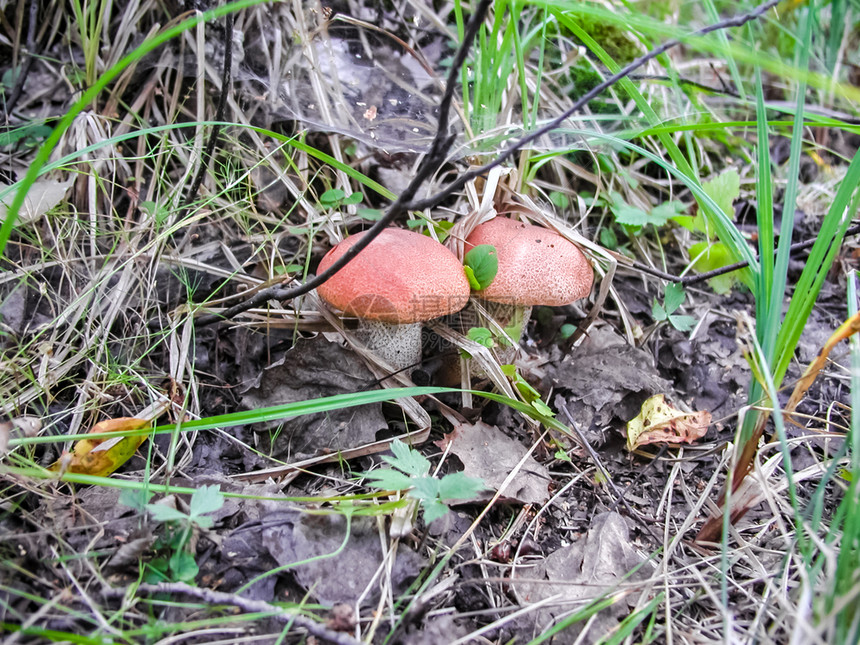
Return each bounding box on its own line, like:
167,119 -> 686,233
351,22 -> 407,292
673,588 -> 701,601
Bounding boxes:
49,417 -> 151,477
626,394 -> 710,451
0,178 -> 74,225
512,512 -> 646,641
437,421 -> 550,505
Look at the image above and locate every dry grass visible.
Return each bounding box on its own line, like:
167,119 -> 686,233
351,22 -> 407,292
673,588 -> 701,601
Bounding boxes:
1,1 -> 857,643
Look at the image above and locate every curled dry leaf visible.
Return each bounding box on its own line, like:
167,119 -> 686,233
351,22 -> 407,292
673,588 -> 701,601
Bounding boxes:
49,417 -> 151,477
626,394 -> 710,452
0,416 -> 43,455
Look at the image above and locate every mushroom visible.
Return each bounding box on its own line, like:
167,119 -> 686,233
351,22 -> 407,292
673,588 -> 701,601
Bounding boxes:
464,217 -> 593,344
317,228 -> 471,373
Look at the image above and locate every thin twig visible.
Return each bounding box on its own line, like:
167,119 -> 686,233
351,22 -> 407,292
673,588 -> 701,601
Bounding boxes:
194,0 -> 781,326
102,582 -> 362,645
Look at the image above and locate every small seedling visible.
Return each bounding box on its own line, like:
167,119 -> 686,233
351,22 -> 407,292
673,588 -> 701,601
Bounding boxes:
361,440 -> 485,523
319,188 -> 363,210
142,484 -> 225,583
652,283 -> 696,332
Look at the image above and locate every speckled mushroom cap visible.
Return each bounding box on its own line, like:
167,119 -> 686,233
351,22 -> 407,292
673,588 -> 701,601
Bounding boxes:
317,228 -> 471,324
465,218 -> 593,306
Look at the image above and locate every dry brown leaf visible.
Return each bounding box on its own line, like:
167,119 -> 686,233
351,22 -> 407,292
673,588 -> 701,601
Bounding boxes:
49,417 -> 151,477
626,394 -> 710,451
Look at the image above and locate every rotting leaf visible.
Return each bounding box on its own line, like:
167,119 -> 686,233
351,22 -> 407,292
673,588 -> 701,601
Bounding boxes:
49,417 -> 151,477
626,394 -> 710,451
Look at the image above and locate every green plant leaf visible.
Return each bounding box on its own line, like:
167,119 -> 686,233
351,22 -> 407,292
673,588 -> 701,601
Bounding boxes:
146,504 -> 189,523
702,168 -> 740,224
436,471 -> 486,500
467,327 -> 495,348
119,488 -> 153,512
689,240 -> 742,294
549,191 -> 570,209
669,314 -> 697,332
189,484 -> 225,519
663,283 -> 686,314
652,300 -> 668,322
385,439 -> 431,477
357,208 -> 383,221
319,188 -> 345,206
342,192 -> 363,205
170,550 -> 199,583
464,244 -> 498,291
421,499 -> 450,524
363,468 -> 415,491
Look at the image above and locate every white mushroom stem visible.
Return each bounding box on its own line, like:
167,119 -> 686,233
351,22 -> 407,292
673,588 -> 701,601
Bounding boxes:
354,320 -> 422,374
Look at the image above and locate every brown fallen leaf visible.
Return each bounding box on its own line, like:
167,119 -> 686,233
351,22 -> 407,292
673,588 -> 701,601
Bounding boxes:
49,417 -> 151,477
626,394 -> 710,451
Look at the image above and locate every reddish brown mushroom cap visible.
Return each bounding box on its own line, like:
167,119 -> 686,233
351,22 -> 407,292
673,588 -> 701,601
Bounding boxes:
317,228 -> 470,324
465,218 -> 593,306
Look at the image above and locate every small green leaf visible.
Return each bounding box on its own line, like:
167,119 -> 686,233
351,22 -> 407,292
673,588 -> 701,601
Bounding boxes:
549,191 -> 570,209
531,399 -> 554,417
189,485 -> 225,519
385,439 -> 431,477
363,468 -> 415,491
421,499 -> 450,524
669,314 -> 697,332
146,504 -> 189,523
652,300 -> 668,322
170,550 -> 199,582
649,200 -> 687,227
437,472 -> 485,500
463,265 -> 480,291
464,244 -> 498,291
599,227 -> 618,249
610,194 -> 650,228
119,489 -> 153,512
342,192 -> 363,205
467,327 -> 495,348
702,168 -> 740,221
559,323 -> 577,340
663,283 -> 686,314
320,188 -> 345,206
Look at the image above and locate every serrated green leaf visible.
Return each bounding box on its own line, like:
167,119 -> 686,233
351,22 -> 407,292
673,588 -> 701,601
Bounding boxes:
669,314 -> 697,332
363,468 -> 415,491
437,472 -> 486,500
146,504 -> 189,523
385,439 -> 430,477
702,168 -> 740,222
189,485 -> 225,518
649,200 -> 687,227
663,283 -> 686,314
467,327 -> 494,348
464,244 -> 498,291
652,300 -> 667,321
610,195 -> 650,227
119,488 -> 153,512
409,476 -> 442,503
421,499 -> 450,524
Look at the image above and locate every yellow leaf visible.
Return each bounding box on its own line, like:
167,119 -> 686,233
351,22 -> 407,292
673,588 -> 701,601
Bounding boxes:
626,395 -> 710,452
50,417 -> 151,477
